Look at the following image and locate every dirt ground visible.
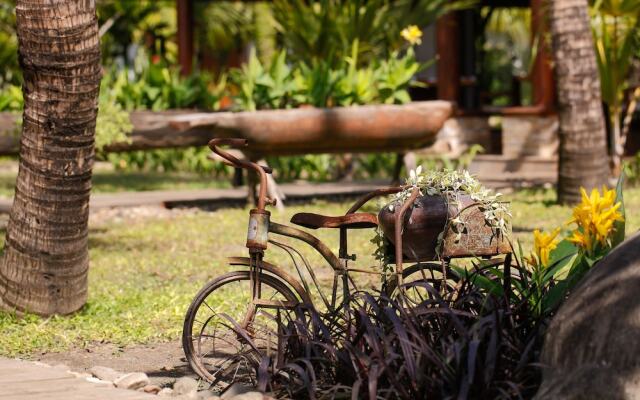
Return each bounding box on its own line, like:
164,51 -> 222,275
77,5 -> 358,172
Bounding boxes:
34,340 -> 194,387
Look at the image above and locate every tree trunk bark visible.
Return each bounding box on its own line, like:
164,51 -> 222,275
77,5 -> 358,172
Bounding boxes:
0,0 -> 101,315
549,0 -> 610,204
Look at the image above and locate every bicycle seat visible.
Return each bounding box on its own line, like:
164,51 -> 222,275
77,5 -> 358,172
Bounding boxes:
290,212 -> 378,230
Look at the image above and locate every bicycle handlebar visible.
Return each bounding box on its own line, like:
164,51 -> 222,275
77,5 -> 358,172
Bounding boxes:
208,138 -> 272,210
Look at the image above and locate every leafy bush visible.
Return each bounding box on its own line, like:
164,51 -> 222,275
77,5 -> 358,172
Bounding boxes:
271,0 -> 470,67
229,37 -> 425,110
105,56 -> 222,111
0,84 -> 21,112
107,147 -> 230,177
0,1 -> 19,86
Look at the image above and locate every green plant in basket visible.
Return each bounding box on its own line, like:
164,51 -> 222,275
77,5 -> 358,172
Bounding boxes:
372,168 -> 511,273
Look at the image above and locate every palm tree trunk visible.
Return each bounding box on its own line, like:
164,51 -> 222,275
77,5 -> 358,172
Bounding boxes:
0,0 -> 101,315
549,0 -> 610,204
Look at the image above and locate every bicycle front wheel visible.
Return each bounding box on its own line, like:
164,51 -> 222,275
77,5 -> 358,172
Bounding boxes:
182,270 -> 299,387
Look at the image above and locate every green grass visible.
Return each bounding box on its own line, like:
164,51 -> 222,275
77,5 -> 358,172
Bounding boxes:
0,187 -> 639,357
0,170 -> 230,198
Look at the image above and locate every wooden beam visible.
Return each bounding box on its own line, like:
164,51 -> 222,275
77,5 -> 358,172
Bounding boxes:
436,13 -> 460,103
531,0 -> 555,111
177,0 -> 194,75
0,102 -> 453,156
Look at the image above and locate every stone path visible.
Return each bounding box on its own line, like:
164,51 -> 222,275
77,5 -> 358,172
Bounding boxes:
0,358 -> 155,400
36,340 -> 192,389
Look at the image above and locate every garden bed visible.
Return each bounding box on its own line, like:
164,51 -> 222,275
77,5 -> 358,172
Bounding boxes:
1,187 -> 638,358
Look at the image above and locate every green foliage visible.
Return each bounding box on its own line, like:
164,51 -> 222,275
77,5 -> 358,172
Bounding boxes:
0,1 -> 19,86
229,42 -> 425,110
272,0 -> 471,67
481,8 -> 536,106
292,61 -> 342,107
106,56 -> 219,111
229,49 -> 296,111
1,188 -> 639,356
624,152 -> 640,184
333,40 -> 378,106
95,101 -> 132,154
196,2 -> 255,57
0,84 -> 22,112
97,2 -> 176,65
107,147 -> 231,176
376,48 -> 426,104
458,177 -> 626,318
591,0 -> 640,163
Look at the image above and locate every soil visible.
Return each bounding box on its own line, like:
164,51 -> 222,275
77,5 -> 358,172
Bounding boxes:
34,340 -> 194,387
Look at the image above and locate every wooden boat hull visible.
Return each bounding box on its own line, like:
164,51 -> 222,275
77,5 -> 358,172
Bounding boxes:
169,101 -> 454,155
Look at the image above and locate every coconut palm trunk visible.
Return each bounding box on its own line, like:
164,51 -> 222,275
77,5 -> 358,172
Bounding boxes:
0,0 -> 101,315
549,0 -> 610,204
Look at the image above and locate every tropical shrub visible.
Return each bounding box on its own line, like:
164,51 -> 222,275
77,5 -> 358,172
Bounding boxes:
105,55 -> 222,111
590,0 -> 640,173
0,0 -> 19,86
271,0 -> 470,67
0,84 -> 21,112
229,31 -> 425,110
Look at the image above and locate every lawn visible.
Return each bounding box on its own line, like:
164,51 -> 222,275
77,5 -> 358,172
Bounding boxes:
0,160 -> 230,198
0,186 -> 638,357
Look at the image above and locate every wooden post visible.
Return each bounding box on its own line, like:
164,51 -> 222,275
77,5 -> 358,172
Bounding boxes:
436,13 -> 460,103
531,0 -> 555,111
177,0 -> 194,75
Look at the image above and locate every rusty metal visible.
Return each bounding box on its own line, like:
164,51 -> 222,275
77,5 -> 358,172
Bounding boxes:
393,188 -> 421,289
185,137 -> 514,384
227,257 -> 313,305
290,212 -> 378,230
345,185 -> 406,214
251,299 -> 298,309
246,209 -> 270,250
269,239 -> 332,310
268,222 -> 344,273
209,138 -> 271,211
379,194 -> 511,261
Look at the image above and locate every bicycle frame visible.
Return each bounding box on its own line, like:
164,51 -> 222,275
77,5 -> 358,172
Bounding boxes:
240,188 -> 407,314
208,138 -> 406,314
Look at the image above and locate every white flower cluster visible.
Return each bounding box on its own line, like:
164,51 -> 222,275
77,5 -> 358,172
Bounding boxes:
373,168 -> 511,270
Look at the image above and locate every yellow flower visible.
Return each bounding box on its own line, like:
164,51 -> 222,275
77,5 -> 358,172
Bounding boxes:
533,227 -> 561,267
566,186 -> 624,253
401,25 -> 423,45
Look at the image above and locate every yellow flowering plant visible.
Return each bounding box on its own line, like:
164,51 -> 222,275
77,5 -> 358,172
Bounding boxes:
461,176 -> 626,318
566,186 -> 625,256
401,25 -> 423,45
520,178 -> 625,315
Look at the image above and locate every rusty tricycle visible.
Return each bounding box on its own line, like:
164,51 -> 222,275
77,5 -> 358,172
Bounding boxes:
182,138 -> 511,388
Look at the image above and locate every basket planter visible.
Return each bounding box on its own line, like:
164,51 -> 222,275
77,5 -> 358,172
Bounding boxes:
378,194 -> 512,261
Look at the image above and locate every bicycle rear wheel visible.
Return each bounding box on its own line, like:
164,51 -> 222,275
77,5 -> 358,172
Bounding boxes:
384,262 -> 460,306
182,270 -> 299,387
